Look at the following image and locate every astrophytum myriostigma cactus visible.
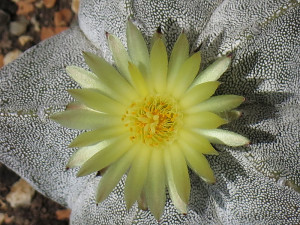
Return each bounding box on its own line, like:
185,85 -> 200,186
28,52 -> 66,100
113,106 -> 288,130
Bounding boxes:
0,0 -> 299,224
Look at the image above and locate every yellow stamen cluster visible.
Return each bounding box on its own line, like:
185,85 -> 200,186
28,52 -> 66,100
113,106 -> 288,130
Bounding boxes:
122,95 -> 182,147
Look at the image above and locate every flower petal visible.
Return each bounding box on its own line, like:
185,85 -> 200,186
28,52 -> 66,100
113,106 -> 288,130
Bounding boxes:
196,129 -> 250,147
191,55 -> 231,87
145,149 -> 166,220
218,110 -> 242,122
50,109 -> 119,130
83,51 -> 136,102
68,89 -> 126,114
150,38 -> 168,93
126,20 -> 150,77
66,66 -> 104,90
107,33 -> 132,82
184,111 -> 227,129
168,52 -> 201,98
77,136 -> 131,177
124,144 -> 151,209
186,95 -> 245,114
180,81 -> 220,109
167,32 -> 189,83
128,62 -> 149,97
179,141 -> 216,184
95,144 -> 138,203
69,126 -> 127,148
179,130 -> 219,155
164,145 -> 190,213
67,140 -> 112,168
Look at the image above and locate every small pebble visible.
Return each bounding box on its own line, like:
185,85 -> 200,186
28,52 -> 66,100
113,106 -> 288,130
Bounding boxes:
9,16 -> 29,36
18,35 -> 33,46
9,21 -> 26,36
0,213 -> 4,225
3,49 -> 22,65
6,179 -> 35,208
30,16 -> 40,32
71,0 -> 80,14
54,8 -> 72,27
16,1 -> 35,15
43,0 -> 56,8
0,55 -> 4,68
40,26 -> 55,40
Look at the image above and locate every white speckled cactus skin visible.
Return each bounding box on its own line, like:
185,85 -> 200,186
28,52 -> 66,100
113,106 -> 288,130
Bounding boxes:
0,0 -> 299,224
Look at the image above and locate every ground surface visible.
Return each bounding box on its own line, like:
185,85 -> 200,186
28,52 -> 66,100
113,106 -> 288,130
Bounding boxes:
0,0 -> 78,224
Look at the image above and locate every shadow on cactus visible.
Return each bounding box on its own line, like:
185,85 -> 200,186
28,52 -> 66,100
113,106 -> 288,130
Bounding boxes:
51,20 -> 249,220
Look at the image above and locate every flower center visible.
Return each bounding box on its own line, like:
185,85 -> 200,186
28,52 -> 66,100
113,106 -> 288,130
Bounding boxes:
122,95 -> 182,147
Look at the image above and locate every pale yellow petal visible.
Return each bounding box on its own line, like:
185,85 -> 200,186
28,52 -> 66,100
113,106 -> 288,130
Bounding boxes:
83,51 -> 136,103
179,141 -> 216,184
128,62 -> 149,97
69,126 -> 128,148
191,56 -> 231,87
180,81 -> 220,109
77,136 -> 131,177
168,32 -> 189,83
107,33 -> 132,82
66,66 -> 103,89
67,140 -> 112,168
183,111 -> 227,129
186,95 -> 245,114
124,145 -> 151,209
218,110 -> 242,122
167,52 -> 201,98
164,145 -> 190,213
196,129 -> 250,147
150,38 -> 168,93
179,130 -> 219,155
126,20 -> 150,77
68,89 -> 126,114
50,109 -> 120,130
145,149 -> 166,220
96,144 -> 139,203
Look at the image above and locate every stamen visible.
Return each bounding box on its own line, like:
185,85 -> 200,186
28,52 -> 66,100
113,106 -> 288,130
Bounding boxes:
122,95 -> 182,147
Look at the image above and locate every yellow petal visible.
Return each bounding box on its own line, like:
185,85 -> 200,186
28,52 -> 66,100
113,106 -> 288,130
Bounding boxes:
69,126 -> 128,148
184,111 -> 227,129
150,38 -> 168,93
83,51 -> 136,103
179,130 -> 219,155
128,62 -> 149,97
218,110 -> 242,122
164,145 -> 190,213
168,32 -> 189,83
196,129 -> 250,147
77,136 -> 131,177
145,149 -> 166,220
180,81 -> 220,109
191,56 -> 231,87
96,145 -> 138,203
150,29 -> 166,49
107,33 -> 132,82
50,109 -> 119,130
67,140 -> 112,168
124,145 -> 151,209
186,95 -> 245,114
68,89 -> 126,114
167,52 -> 201,98
126,20 -> 150,77
179,141 -> 216,184
66,66 -> 102,89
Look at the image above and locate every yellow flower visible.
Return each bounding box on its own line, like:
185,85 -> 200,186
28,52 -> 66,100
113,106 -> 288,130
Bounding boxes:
51,20 -> 249,220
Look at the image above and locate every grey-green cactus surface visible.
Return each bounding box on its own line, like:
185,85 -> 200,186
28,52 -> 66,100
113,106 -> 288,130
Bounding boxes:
0,0 -> 299,224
